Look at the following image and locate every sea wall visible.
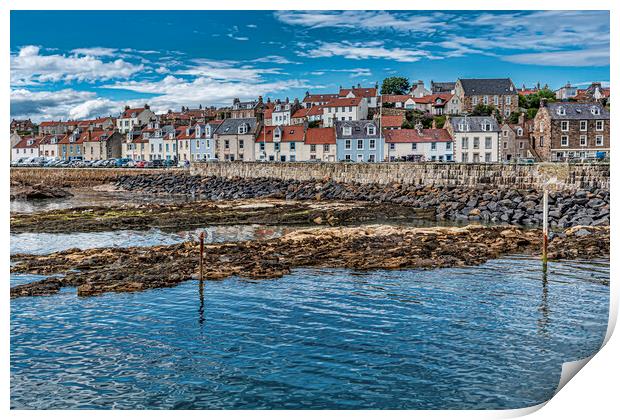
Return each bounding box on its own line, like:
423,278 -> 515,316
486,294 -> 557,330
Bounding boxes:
191,162 -> 609,191
10,167 -> 185,188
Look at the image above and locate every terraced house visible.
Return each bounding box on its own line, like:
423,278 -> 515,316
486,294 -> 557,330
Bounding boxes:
454,78 -> 518,117
322,97 -> 369,127
446,116 -> 500,163
303,127 -> 337,162
116,105 -> 157,134
335,120 -> 383,162
384,126 -> 453,162
11,136 -> 41,161
82,130 -> 122,161
214,118 -> 259,161
255,125 -> 305,162
533,101 -> 610,161
58,129 -> 86,161
38,134 -> 63,159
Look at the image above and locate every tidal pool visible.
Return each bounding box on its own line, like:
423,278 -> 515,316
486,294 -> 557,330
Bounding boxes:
10,257 -> 609,409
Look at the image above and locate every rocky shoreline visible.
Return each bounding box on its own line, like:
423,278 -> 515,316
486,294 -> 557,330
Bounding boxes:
10,183 -> 74,201
10,224 -> 609,298
114,174 -> 610,229
10,199 -> 433,234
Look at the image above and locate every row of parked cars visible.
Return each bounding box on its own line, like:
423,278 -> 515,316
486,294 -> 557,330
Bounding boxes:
11,157 -> 183,168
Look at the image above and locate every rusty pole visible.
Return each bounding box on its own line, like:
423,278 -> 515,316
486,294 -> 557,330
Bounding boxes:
199,231 -> 205,281
542,188 -> 549,264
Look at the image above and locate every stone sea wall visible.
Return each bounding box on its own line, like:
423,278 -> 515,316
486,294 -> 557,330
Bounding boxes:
11,167 -> 184,188
191,162 -> 609,191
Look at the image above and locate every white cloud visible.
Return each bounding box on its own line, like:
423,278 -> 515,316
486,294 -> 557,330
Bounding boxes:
10,88 -> 121,122
11,45 -> 144,85
71,47 -> 118,57
300,41 -> 428,62
275,10 -> 446,33
502,49 -> 610,67
252,55 -> 300,65
176,59 -> 283,82
227,34 -> 249,41
101,75 -> 316,110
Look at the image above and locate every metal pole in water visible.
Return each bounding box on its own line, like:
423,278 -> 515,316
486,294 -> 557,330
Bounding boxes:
199,231 -> 205,281
542,188 -> 549,264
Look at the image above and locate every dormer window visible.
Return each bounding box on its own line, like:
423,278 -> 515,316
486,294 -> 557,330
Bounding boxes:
238,124 -> 248,134
482,120 -> 492,131
366,125 -> 376,136
186,128 -> 191,136
273,127 -> 281,141
557,106 -> 566,116
143,132 -> 149,139
27,139 -> 34,146
517,128 -> 523,136
458,123 -> 464,131
591,106 -> 600,115
343,126 -> 352,136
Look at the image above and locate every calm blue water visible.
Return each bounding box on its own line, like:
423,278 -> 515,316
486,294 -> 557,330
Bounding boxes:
10,257 -> 609,409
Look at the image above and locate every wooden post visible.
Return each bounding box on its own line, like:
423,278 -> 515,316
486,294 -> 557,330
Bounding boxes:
199,231 -> 205,281
542,188 -> 549,264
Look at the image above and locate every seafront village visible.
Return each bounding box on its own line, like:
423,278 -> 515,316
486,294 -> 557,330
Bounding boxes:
10,76 -> 611,297
10,77 -> 611,166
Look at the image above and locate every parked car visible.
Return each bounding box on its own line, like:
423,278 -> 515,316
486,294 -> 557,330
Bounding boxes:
149,159 -> 164,168
115,157 -> 132,167
134,160 -> 147,168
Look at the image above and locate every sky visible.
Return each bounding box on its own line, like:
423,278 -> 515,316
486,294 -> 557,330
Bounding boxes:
10,10 -> 610,123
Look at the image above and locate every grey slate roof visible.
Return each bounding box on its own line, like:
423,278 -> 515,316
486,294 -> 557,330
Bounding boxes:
546,102 -> 610,120
449,116 -> 500,132
431,81 -> 456,93
459,78 -> 516,95
335,120 -> 380,139
214,118 -> 258,135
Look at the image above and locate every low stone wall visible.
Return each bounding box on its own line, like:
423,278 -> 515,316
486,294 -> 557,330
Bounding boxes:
10,167 -> 185,188
191,162 -> 609,191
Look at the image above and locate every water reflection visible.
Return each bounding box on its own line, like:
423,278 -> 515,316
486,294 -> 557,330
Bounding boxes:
538,262 -> 550,336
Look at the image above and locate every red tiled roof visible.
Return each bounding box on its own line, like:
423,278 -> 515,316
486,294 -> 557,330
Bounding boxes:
381,94 -> 413,103
39,121 -> 64,127
121,107 -> 146,118
339,87 -> 377,98
384,128 -> 452,143
176,126 -> 193,140
14,136 -> 42,149
292,105 -> 323,119
257,125 -> 305,142
305,127 -> 336,145
83,130 -> 115,143
323,97 -> 363,107
381,115 -> 404,128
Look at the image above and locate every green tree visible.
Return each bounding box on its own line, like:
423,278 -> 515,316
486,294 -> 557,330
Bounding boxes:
381,77 -> 410,95
471,104 -> 495,116
433,115 -> 446,129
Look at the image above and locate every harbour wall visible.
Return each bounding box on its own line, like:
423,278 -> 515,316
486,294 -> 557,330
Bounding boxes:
190,162 -> 609,191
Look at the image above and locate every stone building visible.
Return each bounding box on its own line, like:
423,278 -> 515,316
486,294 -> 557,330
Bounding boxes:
230,97 -> 265,120
454,78 -> 518,117
116,105 -> 157,134
446,116 -> 501,163
10,119 -> 35,134
532,101 -> 610,161
213,118 -> 259,161
83,130 -> 123,161
499,114 -> 534,162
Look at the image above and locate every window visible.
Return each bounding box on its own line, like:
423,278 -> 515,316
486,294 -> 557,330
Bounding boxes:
458,123 -> 464,131
561,135 -> 569,146
369,139 -> 376,150
539,137 -> 544,147
561,121 -> 569,131
239,139 -> 244,149
356,154 -> 363,162
485,137 -> 492,149
280,155 -> 286,162
591,106 -> 600,115
225,140 -> 230,149
431,142 -> 437,151
519,141 -> 524,149
483,96 -> 488,105
446,142 -> 452,150
165,144 -> 169,152
412,143 -> 417,150
580,120 -> 587,131
517,128 -> 523,136
344,154 -> 351,160
596,120 -> 604,131
503,142 -> 508,149
473,137 -> 480,149
389,143 -> 395,151
596,135 -> 604,146
323,144 -> 329,152
343,126 -> 352,136
461,137 -> 469,149
259,143 -> 265,151
367,125 -> 376,135
473,154 -> 480,163
557,106 -> 566,116
345,139 -> 351,150
357,139 -> 364,150
274,143 -> 280,151
290,142 -> 296,151
290,155 -> 296,162
348,106 -> 353,112
461,153 -> 468,162
310,144 -> 316,152
506,96 -> 511,105
580,135 -> 587,146
503,130 -> 508,137
472,96 -> 478,105
368,154 -> 376,162
310,154 -> 316,160
269,155 -> 275,161
494,95 -> 499,105
485,152 -> 492,163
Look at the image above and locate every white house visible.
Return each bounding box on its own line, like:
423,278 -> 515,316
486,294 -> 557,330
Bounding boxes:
116,104 -> 157,134
384,126 -> 454,162
322,97 -> 369,127
447,116 -> 501,163
339,85 -> 379,108
255,125 -> 305,162
12,136 -> 41,161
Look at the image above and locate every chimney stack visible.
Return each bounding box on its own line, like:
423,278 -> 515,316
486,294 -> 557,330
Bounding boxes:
431,119 -> 437,129
518,112 -> 525,126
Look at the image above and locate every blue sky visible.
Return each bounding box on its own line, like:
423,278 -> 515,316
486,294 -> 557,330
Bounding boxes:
10,10 -> 610,122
